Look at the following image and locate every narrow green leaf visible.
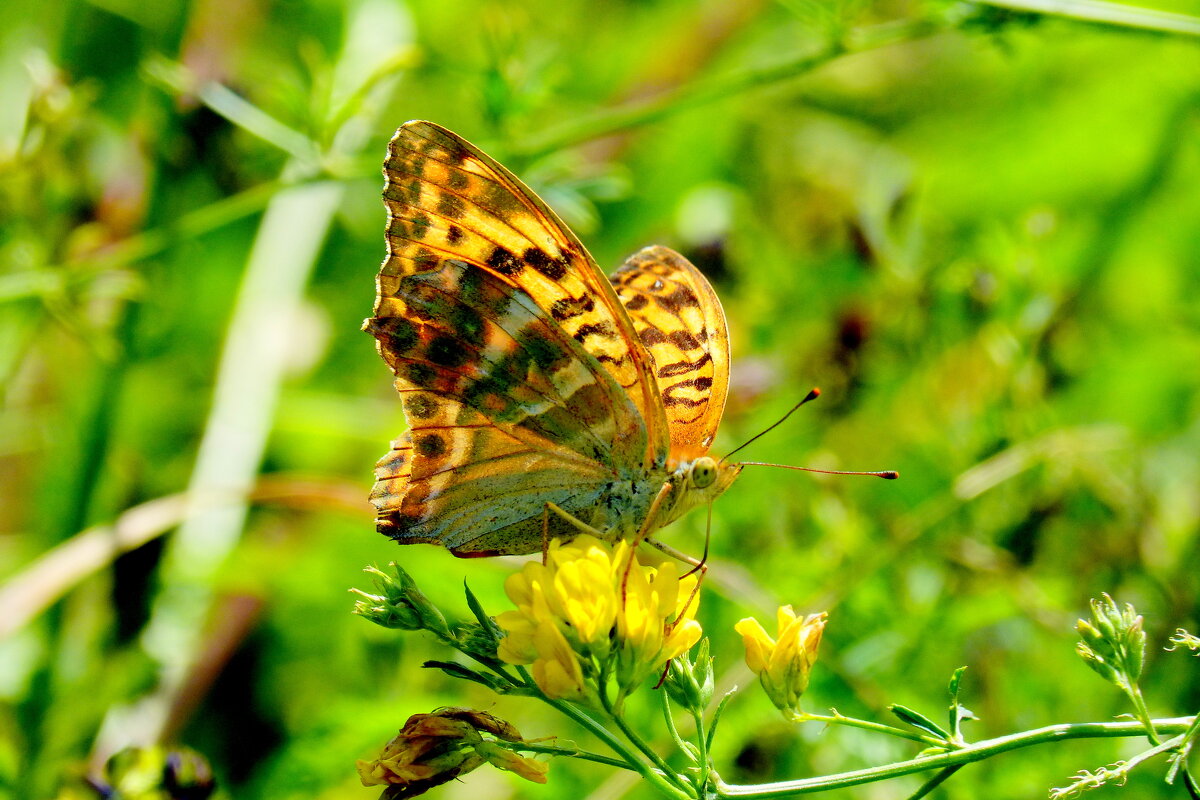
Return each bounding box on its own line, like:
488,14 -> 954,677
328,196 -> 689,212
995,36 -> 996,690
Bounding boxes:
464,580 -> 501,640
422,660 -> 504,690
890,704 -> 952,740
706,688 -> 738,753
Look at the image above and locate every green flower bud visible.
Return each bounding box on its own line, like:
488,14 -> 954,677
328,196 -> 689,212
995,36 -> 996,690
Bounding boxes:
1076,641 -> 1120,686
665,638 -> 714,712
353,564 -> 451,637
1075,594 -> 1145,690
1124,615 -> 1145,682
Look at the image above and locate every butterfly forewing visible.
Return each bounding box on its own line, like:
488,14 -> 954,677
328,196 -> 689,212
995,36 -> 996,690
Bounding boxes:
611,246 -> 730,461
376,121 -> 669,465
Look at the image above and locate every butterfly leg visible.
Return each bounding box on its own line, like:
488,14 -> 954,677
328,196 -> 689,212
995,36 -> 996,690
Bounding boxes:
542,501 -> 608,548
644,537 -> 706,571
539,502 -> 607,563
644,535 -> 707,627
620,481 -> 675,601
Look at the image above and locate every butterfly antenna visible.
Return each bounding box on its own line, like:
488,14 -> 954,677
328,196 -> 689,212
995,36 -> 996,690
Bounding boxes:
739,463 -> 899,479
719,388 -> 821,465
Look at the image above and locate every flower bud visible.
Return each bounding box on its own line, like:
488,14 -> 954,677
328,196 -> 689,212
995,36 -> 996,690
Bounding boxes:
1074,594 -> 1145,690
353,564 -> 450,637
357,709 -> 547,797
665,638 -> 714,712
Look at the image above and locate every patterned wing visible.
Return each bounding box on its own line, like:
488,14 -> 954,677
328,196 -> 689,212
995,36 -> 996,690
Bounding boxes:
364,121 -> 669,555
368,395 -> 635,557
373,120 -> 668,466
611,246 -> 730,461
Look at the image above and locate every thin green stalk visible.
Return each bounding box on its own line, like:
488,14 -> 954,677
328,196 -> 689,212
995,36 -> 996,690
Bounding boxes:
717,717 -> 1195,798
12,180 -> 290,307
432,629 -> 523,688
493,739 -> 631,770
517,663 -> 680,795
691,707 -> 712,797
602,689 -> 696,798
511,14 -> 951,162
1126,682 -> 1162,745
544,694 -> 692,800
660,691 -> 691,761
793,711 -> 948,748
143,56 -> 318,163
976,0 -> 1200,36
513,41 -> 839,161
905,765 -> 963,800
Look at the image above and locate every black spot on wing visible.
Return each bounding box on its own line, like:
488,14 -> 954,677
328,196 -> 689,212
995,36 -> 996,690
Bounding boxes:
623,294 -> 649,312
656,285 -> 701,313
427,333 -> 468,368
638,327 -> 668,347
487,246 -> 523,276
412,248 -> 440,272
523,247 -> 568,280
416,433 -> 447,458
550,294 -> 596,321
669,330 -> 702,350
405,393 -> 437,419
437,192 -> 466,219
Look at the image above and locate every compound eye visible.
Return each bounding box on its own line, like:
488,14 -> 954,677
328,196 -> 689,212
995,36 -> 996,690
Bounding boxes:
691,457 -> 718,489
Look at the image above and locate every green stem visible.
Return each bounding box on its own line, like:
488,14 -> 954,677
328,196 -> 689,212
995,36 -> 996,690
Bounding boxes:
1125,682 -> 1162,745
716,717 -> 1195,798
793,712 -> 948,748
492,739 -> 631,770
691,707 -> 712,797
538,688 -> 691,800
511,14 -> 947,162
660,691 -> 692,761
602,690 -> 696,798
905,765 -> 963,800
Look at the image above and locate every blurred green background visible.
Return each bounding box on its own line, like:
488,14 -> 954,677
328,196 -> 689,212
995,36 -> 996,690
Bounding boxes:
3,0 -> 1199,797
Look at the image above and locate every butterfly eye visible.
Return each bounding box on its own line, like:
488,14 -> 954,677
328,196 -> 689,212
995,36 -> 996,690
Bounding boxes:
691,457 -> 718,489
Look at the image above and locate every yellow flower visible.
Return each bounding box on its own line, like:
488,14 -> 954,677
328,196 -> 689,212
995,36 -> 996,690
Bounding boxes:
530,617 -> 588,700
356,709 -> 547,796
735,606 -> 827,716
616,558 -> 702,694
495,535 -> 703,701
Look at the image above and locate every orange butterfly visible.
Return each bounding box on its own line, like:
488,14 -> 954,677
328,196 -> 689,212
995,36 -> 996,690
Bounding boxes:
364,121 -> 740,557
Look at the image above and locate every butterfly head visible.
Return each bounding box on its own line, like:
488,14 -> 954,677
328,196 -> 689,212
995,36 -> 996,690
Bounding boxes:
687,455 -> 739,493
660,455 -> 742,529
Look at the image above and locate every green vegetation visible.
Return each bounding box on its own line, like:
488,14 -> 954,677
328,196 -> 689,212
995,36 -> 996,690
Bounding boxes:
2,0 -> 1199,798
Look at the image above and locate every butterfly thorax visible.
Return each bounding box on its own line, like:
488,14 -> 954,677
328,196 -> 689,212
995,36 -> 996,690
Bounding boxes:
654,455 -> 743,531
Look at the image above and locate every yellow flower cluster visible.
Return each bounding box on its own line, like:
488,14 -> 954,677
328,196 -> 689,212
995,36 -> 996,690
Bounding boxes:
735,606 -> 827,717
496,534 -> 702,702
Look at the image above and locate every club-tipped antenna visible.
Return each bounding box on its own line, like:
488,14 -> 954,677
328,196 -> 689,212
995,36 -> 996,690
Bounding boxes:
719,388 -> 821,465
738,463 -> 899,479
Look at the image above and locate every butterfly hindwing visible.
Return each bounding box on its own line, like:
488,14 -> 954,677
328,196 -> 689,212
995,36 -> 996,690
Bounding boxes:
611,246 -> 730,461
370,392 -> 616,556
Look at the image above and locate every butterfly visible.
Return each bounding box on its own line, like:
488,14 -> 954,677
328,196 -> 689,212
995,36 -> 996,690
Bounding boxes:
363,120 -> 741,557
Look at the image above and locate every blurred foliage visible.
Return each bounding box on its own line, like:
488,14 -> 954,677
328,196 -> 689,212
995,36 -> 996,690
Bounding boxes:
2,0 -> 1199,798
